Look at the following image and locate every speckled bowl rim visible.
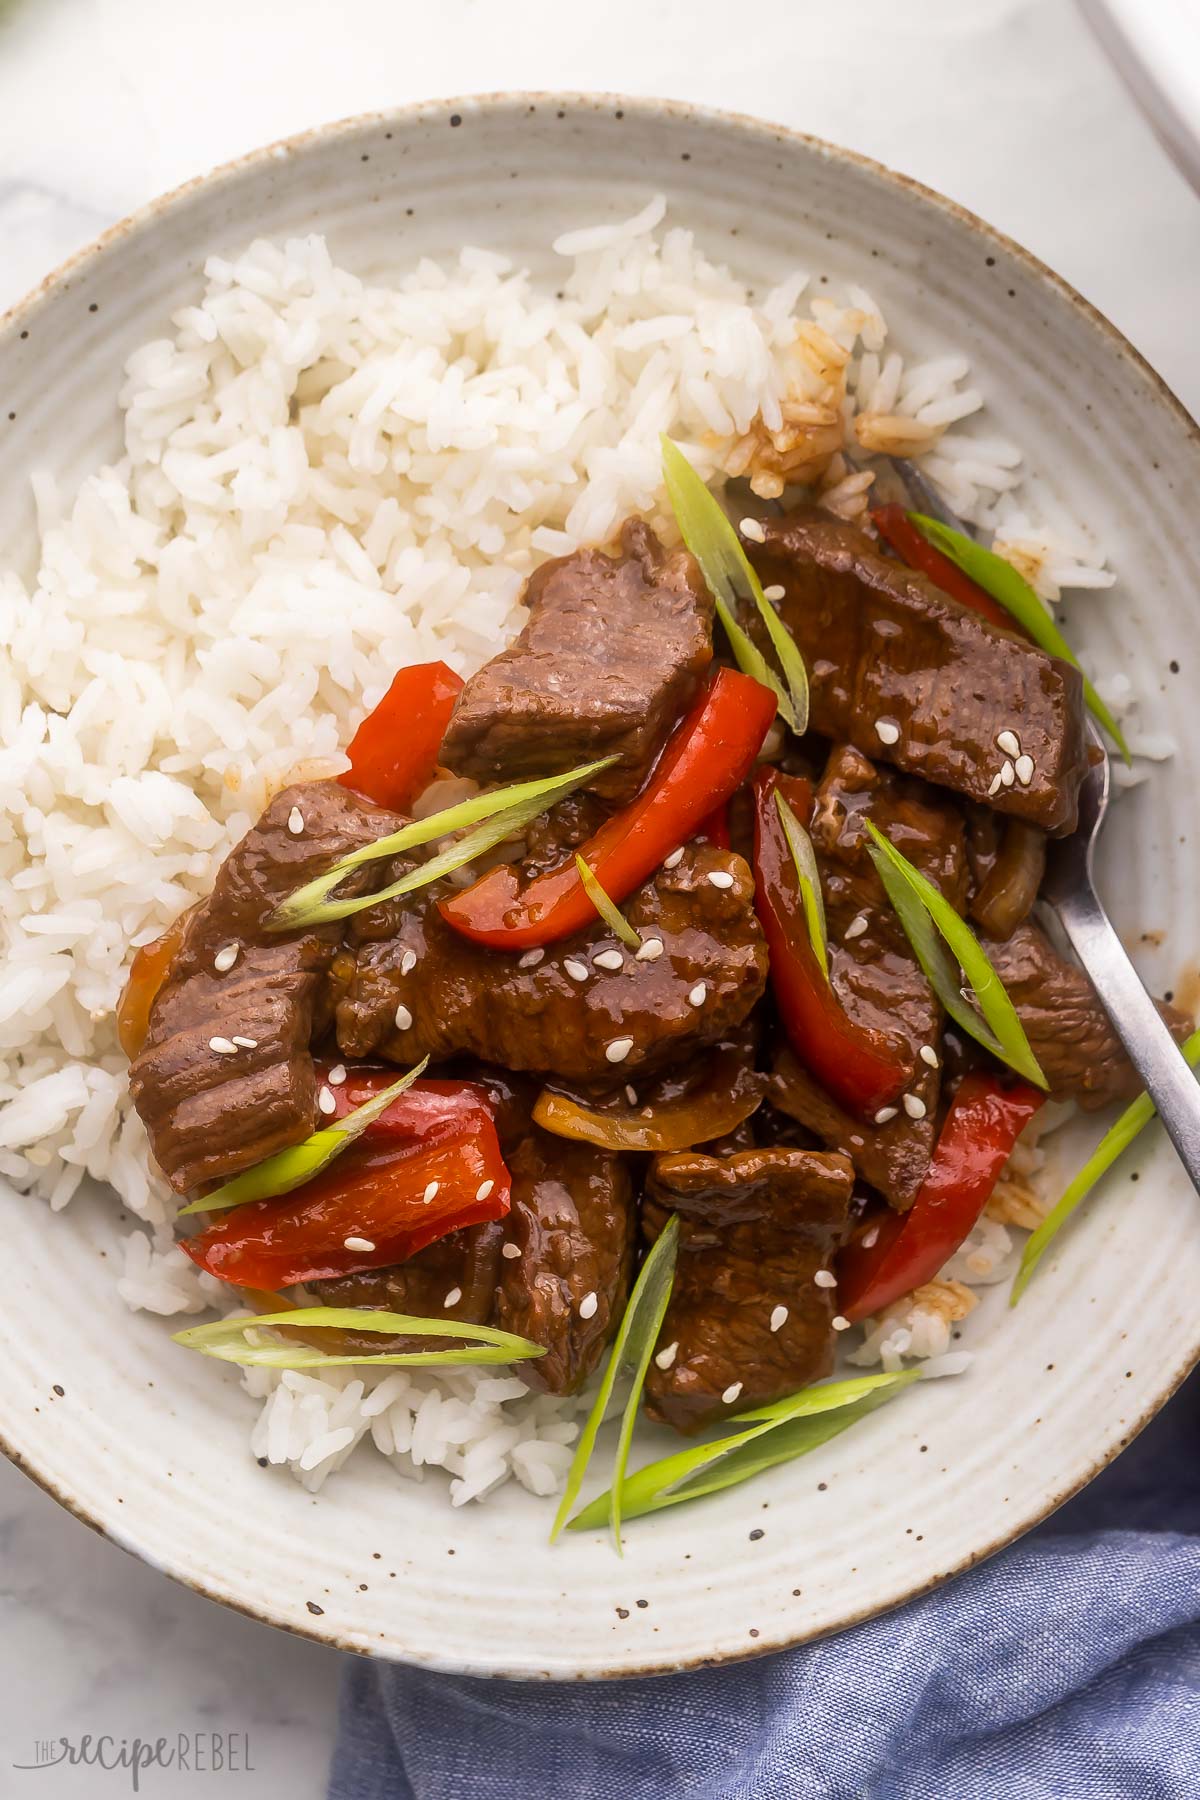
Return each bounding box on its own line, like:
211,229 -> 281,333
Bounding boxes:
3,90 -> 1198,1678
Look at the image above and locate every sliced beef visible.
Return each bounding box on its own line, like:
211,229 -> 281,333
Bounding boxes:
334,842 -> 768,1082
315,1220 -> 507,1328
747,507 -> 1089,833
129,782 -> 402,1193
642,1147 -> 854,1435
986,920 -> 1190,1110
439,519 -> 714,801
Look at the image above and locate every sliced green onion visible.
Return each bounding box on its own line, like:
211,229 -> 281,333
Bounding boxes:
574,854 -> 642,953
776,789 -> 828,979
568,1372 -> 916,1530
550,1214 -> 679,1551
866,821 -> 1047,1089
908,513 -> 1131,764
176,1060 -> 428,1217
661,435 -> 809,734
173,1306 -> 546,1369
271,756 -> 618,931
1011,1027 -> 1200,1304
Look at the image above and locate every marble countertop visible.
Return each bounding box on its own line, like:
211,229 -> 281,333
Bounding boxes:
1,0 -> 1197,1793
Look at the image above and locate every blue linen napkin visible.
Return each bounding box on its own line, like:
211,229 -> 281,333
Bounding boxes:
329,1368 -> 1200,1799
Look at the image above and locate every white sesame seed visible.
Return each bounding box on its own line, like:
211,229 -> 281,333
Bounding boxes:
594,949 -> 624,971
740,517 -> 766,544
443,1288 -> 462,1308
318,1085 -> 337,1115
625,1085 -> 638,1107
987,772 -> 1004,797
476,1179 -> 495,1203
327,1063 -> 347,1086
655,1341 -> 678,1370
208,1036 -> 237,1055
287,806 -> 304,835
903,1092 -> 928,1119
1014,753 -> 1035,786
636,937 -> 664,961
920,1045 -> 939,1068
501,1242 -> 521,1260
213,942 -> 240,974
875,718 -> 900,746
518,948 -> 544,968
763,584 -> 785,601
688,982 -> 707,1008
862,1226 -> 880,1249
831,1315 -> 851,1331
399,949 -> 418,975
230,1035 -> 258,1049
564,957 -> 589,982
769,1305 -> 788,1333
722,1381 -> 744,1404
999,759 -> 1016,788
394,1002 -> 413,1031
342,1235 -> 375,1253
996,729 -> 1021,758
814,1269 -> 837,1289
844,913 -> 869,941
423,1180 -> 440,1204
579,1291 -> 598,1320
707,870 -> 735,890
663,847 -> 685,870
874,1105 -> 898,1124
605,1037 -> 634,1064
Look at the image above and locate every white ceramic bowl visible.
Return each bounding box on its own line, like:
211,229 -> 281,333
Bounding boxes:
3,95 -> 1199,1679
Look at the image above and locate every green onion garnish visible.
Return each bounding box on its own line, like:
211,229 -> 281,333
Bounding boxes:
574,854 -> 642,953
176,1060 -> 428,1217
907,513 -> 1131,764
173,1306 -> 546,1369
866,821 -> 1047,1089
271,756 -> 619,931
661,435 -> 809,735
776,790 -> 828,979
550,1214 -> 679,1552
1011,1026 -> 1200,1304
568,1372 -> 916,1530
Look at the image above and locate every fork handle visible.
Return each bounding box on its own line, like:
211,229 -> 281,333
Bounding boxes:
1052,888 -> 1200,1190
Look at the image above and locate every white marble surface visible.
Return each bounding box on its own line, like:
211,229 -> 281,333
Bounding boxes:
1,0 -> 1197,1793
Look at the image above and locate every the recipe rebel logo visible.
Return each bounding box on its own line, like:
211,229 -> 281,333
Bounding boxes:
12,1733 -> 255,1790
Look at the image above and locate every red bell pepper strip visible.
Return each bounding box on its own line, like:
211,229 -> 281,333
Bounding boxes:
439,667 -> 777,951
837,1073 -> 1044,1322
182,1119 -> 510,1289
751,766 -> 912,1117
872,505 -> 1015,634
316,1064 -> 496,1144
338,660 -> 464,811
695,801 -> 732,850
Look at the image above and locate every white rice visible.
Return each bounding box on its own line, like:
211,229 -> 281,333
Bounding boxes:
0,200 -> 1143,1497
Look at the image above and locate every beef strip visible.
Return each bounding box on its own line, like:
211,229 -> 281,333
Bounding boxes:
747,507 -> 1089,833
642,1147 -> 854,1434
986,920 -> 1191,1110
439,519 -> 714,801
315,1220 -> 507,1327
129,781 -> 402,1193
334,842 -> 768,1082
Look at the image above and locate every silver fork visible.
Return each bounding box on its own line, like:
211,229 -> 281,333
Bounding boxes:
877,457 -> 1200,1180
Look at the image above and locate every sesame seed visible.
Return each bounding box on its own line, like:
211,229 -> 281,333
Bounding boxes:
874,1105 -> 898,1124
688,982 -> 707,1008
579,1291 -> 598,1320
213,942 -> 240,973
722,1381 -> 744,1404
443,1288 -> 462,1308
920,1045 -> 939,1068
831,1315 -> 851,1331
814,1269 -> 837,1289
655,1341 -> 678,1370
996,729 -> 1021,758
1014,753 -> 1035,786
318,1086 -> 337,1115
844,913 -> 869,941
999,759 -> 1016,788
862,1226 -> 880,1249
394,1002 -> 413,1031
400,949 -> 418,975
606,1037 -> 634,1064
476,1179 -> 494,1202
343,1235 -> 375,1253
763,583 -> 785,601
230,1035 -> 258,1049
987,772 -> 1004,797
208,1036 -> 237,1055
707,870 -> 735,890
564,957 -> 589,982
287,806 -> 305,835
903,1092 -> 928,1119
663,847 -> 685,869
740,517 -> 766,544
501,1242 -> 521,1260
625,1085 -> 638,1106
423,1180 -> 440,1204
518,948 -> 544,968
594,949 -> 624,971
636,937 -> 664,961
769,1305 -> 788,1333
327,1063 -> 347,1086
875,718 -> 900,746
